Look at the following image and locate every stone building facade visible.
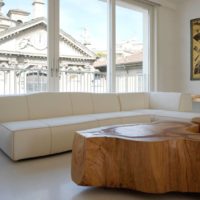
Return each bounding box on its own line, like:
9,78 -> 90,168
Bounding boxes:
0,0 -> 97,94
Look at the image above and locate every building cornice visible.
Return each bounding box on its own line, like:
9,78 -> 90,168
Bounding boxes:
0,17 -> 96,59
0,50 -> 96,61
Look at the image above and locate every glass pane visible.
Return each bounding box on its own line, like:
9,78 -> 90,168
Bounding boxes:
59,0 -> 107,93
116,1 -> 148,92
0,0 -> 47,95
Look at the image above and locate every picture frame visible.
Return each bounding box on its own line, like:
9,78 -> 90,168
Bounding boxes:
191,18 -> 200,80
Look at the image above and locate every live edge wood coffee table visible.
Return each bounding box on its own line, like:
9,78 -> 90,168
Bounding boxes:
71,119 -> 200,193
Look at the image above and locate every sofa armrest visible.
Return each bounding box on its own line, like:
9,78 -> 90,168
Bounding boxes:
179,93 -> 192,112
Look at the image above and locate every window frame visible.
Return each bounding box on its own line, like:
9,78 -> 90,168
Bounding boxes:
47,0 -> 156,92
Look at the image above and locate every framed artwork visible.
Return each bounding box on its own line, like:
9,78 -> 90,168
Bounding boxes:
191,18 -> 200,80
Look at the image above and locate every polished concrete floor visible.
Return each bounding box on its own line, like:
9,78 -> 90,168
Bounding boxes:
0,151 -> 200,200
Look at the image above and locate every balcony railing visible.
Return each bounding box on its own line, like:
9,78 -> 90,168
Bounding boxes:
0,67 -> 148,95
59,69 -> 107,93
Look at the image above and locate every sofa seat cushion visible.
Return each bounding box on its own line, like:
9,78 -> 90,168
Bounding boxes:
38,111 -> 152,127
39,115 -> 98,127
131,109 -> 161,116
134,109 -> 200,122
37,112 -> 152,154
0,120 -> 51,160
152,110 -> 200,122
91,111 -> 149,120
38,112 -> 152,131
2,120 -> 49,131
90,111 -> 151,126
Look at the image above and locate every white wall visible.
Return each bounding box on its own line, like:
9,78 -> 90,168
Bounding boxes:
176,0 -> 200,94
152,0 -> 200,93
156,5 -> 179,92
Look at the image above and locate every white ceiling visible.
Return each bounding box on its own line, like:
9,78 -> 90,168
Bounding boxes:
149,0 -> 187,8
167,0 -> 186,4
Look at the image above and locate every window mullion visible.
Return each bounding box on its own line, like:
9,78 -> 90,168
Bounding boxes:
107,0 -> 116,92
48,0 -> 60,92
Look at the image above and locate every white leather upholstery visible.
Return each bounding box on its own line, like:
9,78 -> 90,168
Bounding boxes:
93,111 -> 151,126
92,93 -> 120,113
0,125 -> 14,159
121,115 -> 151,124
0,120 -> 51,160
151,110 -> 200,122
0,91 -> 197,161
179,93 -> 193,112
132,109 -> 200,122
70,92 -> 94,115
27,92 -> 72,119
0,95 -> 29,122
149,92 -> 182,111
118,92 -> 149,111
50,121 -> 98,154
39,115 -> 97,126
91,111 -> 149,120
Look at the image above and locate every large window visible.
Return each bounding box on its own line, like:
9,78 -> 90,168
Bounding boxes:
59,0 -> 107,92
116,0 -> 148,92
0,0 -> 154,95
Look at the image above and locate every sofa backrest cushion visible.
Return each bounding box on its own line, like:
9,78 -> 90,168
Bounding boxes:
69,92 -> 94,115
27,92 -> 72,119
92,93 -> 120,113
118,92 -> 149,111
149,92 -> 191,111
0,95 -> 29,122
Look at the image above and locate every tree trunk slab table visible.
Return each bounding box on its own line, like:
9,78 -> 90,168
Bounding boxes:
71,120 -> 200,193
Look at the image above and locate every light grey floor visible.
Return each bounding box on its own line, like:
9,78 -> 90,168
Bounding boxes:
0,151 -> 200,200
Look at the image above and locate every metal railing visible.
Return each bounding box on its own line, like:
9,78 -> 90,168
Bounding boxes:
0,67 -> 147,95
59,70 -> 107,93
0,68 -> 48,95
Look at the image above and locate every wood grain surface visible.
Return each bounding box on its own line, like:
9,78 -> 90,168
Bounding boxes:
71,120 -> 200,193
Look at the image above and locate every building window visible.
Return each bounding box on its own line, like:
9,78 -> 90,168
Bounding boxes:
26,71 -> 47,93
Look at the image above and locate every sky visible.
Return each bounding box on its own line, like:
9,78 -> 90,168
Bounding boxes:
2,0 -> 143,50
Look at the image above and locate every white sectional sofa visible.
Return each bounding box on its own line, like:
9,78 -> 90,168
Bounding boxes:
0,92 -> 199,161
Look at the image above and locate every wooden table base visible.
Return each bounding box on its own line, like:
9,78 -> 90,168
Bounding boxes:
71,120 -> 200,193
